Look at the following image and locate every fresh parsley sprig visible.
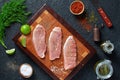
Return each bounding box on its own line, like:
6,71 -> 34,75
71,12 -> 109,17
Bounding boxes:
0,0 -> 31,48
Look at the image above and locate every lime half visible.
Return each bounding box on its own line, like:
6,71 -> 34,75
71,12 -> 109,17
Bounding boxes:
6,48 -> 16,55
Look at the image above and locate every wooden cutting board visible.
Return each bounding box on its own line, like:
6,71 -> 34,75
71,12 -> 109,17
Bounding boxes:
13,4 -> 96,80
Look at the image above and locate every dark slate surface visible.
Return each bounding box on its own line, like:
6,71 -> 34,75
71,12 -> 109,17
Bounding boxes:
0,0 -> 120,80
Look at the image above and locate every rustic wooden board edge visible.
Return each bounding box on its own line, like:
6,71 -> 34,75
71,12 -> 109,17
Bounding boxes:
41,4 -> 96,80
13,4 -> 96,80
13,4 -> 59,80
65,50 -> 95,80
13,33 -> 59,80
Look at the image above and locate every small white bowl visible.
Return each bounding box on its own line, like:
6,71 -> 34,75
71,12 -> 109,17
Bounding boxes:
19,63 -> 33,78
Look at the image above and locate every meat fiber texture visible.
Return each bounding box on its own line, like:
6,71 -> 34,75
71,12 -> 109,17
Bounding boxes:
32,24 -> 46,58
32,24 -> 77,70
63,36 -> 77,70
48,27 -> 62,60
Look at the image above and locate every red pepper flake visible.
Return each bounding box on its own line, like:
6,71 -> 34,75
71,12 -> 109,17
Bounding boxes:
77,15 -> 92,32
76,11 -> 98,32
81,18 -> 92,32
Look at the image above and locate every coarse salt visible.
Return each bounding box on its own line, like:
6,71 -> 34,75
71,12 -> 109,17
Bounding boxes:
20,63 -> 33,78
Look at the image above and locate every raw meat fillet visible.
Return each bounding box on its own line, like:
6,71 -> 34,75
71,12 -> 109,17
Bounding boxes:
48,27 -> 62,60
63,36 -> 77,70
32,24 -> 46,58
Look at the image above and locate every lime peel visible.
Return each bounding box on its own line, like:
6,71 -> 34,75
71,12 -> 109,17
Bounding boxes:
20,24 -> 31,35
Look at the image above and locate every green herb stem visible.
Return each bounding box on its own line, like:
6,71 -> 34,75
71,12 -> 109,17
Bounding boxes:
0,0 -> 31,48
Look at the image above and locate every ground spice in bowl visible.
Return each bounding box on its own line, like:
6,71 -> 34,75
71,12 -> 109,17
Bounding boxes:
70,1 -> 85,15
19,63 -> 33,78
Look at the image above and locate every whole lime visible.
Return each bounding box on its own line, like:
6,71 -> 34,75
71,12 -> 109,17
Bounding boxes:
20,24 -> 31,35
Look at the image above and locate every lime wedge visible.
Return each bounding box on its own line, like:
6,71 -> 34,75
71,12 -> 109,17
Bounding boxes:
20,37 -> 26,47
6,48 -> 16,55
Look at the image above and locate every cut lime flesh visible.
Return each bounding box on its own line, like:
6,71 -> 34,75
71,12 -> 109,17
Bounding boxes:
20,37 -> 26,47
6,48 -> 16,55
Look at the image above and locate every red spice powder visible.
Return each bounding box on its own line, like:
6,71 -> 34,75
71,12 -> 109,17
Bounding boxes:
71,2 -> 84,13
80,18 -> 92,32
76,15 -> 92,32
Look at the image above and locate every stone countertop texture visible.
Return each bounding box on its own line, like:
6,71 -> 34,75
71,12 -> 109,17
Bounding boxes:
0,0 -> 120,80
